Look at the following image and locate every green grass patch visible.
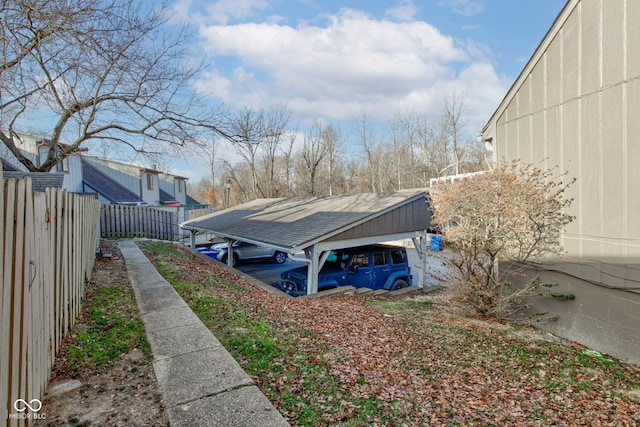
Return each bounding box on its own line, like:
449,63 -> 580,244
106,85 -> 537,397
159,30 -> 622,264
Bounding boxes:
64,286 -> 150,373
139,240 -> 189,259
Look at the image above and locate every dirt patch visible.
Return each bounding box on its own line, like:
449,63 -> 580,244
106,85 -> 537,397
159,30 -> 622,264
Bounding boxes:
35,241 -> 168,427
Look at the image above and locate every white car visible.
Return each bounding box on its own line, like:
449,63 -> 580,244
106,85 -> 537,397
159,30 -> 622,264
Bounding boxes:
210,241 -> 288,266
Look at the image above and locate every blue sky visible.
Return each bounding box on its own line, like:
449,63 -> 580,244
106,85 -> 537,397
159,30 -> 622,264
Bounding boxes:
166,0 -> 568,180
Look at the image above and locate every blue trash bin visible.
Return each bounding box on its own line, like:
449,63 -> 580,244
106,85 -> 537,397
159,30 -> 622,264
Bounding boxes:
429,235 -> 442,251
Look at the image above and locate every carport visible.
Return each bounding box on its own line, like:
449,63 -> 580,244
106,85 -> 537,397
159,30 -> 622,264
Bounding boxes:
180,190 -> 432,295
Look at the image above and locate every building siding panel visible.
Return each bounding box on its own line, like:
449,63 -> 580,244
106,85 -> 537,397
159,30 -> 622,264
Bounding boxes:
546,33 -> 563,108
581,0 -> 600,94
628,0 -> 640,79
563,8 -> 581,102
602,0 -> 624,87
531,61 -> 546,113
601,85 -> 624,250
626,79 -> 640,248
531,111 -> 546,163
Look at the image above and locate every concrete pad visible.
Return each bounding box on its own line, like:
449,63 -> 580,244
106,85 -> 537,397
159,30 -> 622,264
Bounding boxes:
146,322 -> 223,361
168,386 -> 289,427
355,288 -> 373,295
141,306 -> 202,332
370,289 -> 390,296
153,347 -> 254,406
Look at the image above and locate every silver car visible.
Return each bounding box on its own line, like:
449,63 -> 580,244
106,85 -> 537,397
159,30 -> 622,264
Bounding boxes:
210,241 -> 288,266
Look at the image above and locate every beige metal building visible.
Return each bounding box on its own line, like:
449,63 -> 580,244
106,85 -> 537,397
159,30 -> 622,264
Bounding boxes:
482,0 -> 639,363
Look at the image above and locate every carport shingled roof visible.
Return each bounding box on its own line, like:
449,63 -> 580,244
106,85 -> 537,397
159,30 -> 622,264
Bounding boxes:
181,189 -> 429,251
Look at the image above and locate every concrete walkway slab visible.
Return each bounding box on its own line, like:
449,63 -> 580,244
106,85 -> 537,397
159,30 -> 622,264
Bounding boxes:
153,347 -> 254,406
119,240 -> 289,427
169,386 -> 289,427
141,306 -> 201,333
146,322 -> 222,361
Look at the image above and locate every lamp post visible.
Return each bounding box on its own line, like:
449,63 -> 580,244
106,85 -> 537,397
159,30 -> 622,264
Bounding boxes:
225,178 -> 232,209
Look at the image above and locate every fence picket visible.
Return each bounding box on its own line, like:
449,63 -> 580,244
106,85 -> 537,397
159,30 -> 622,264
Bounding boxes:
1,176 -> 14,424
0,174 -> 100,426
11,178 -> 27,427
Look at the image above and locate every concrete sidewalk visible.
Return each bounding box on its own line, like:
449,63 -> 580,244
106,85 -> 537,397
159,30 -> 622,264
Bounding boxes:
119,240 -> 289,427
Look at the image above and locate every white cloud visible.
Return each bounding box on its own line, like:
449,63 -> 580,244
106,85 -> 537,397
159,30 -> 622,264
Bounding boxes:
439,0 -> 484,17
206,0 -> 270,24
385,0 -> 420,22
196,8 -> 484,121
173,0 -> 270,25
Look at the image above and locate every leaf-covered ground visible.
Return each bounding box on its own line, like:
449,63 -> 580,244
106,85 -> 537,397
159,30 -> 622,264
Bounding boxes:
140,241 -> 640,426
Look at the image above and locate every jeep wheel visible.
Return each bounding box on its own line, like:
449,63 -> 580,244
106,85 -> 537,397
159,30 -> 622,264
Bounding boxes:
273,251 -> 287,264
391,279 -> 409,291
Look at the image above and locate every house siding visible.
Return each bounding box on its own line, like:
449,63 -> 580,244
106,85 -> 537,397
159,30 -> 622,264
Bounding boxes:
483,0 -> 640,364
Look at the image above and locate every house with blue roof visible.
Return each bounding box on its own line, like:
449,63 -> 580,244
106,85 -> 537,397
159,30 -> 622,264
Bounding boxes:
0,133 -> 205,210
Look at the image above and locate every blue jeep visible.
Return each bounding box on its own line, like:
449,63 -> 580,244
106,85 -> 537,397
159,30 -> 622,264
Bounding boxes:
279,244 -> 412,297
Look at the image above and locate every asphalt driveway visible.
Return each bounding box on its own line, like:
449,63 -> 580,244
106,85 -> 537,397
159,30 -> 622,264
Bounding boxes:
235,258 -> 307,287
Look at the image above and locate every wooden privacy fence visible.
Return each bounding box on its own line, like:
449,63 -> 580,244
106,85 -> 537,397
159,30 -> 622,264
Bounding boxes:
1,172 -> 101,426
100,204 -> 179,240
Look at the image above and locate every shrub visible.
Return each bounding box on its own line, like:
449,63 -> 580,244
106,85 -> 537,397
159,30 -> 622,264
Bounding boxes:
430,160 -> 575,317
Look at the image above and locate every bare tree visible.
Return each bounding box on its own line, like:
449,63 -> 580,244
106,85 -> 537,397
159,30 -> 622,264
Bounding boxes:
430,160 -> 576,317
354,111 -> 382,193
225,105 -> 293,199
260,103 -> 292,198
440,88 -> 468,176
393,110 -> 421,188
227,107 -> 265,198
1,0 -> 226,172
281,129 -> 297,197
298,120 -> 330,196
319,124 -> 342,196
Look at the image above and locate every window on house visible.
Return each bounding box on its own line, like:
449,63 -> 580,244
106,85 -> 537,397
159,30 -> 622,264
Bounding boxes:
55,158 -> 68,172
146,174 -> 154,190
178,180 -> 184,193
